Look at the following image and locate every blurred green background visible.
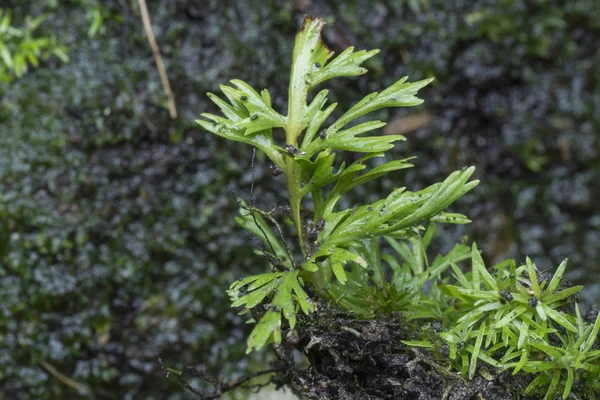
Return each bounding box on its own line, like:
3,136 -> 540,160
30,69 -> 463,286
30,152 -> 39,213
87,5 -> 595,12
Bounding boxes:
1,0 -> 599,398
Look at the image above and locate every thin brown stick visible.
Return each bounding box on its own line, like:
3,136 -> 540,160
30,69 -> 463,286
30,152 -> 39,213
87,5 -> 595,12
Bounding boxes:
39,360 -> 84,392
137,0 -> 178,119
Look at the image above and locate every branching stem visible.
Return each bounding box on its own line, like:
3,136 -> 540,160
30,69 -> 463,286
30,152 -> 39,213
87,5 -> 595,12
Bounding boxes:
284,18 -> 321,256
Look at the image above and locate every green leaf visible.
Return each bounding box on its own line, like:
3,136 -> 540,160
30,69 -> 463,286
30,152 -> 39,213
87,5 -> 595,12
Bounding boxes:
536,302 -> 547,321
563,368 -> 574,400
541,303 -> 577,333
450,262 -> 472,290
430,212 -> 472,224
449,286 -> 499,302
244,274 -> 282,291
469,322 -> 486,379
478,302 -> 503,312
230,273 -> 280,292
324,154 -> 407,208
309,46 -> 380,87
575,303 -> 585,335
383,167 -> 479,232
471,243 -> 498,291
319,209 -> 351,241
545,258 -> 568,295
207,92 -> 247,121
582,311 -> 600,352
197,114 -> 284,169
526,257 -> 541,298
385,236 -> 420,275
307,120 -> 405,154
428,243 -> 471,277
544,370 -> 561,400
332,261 -> 347,284
246,309 -> 280,353
513,349 -> 528,375
52,47 -> 69,63
542,285 -> 583,305
301,261 -> 319,272
516,321 -> 528,350
302,102 -> 337,148
219,80 -> 286,135
242,271 -> 314,353
298,149 -> 339,192
502,326 -> 518,346
500,346 -> 520,363
460,353 -> 469,377
231,278 -> 279,308
303,89 -> 330,128
344,158 -> 414,193
28,14 -> 47,30
495,304 -> 528,328
0,10 -> 10,34
529,341 -> 564,362
0,42 -> 13,68
472,349 -> 502,368
325,169 -> 478,246
261,89 -> 272,106
422,223 -> 436,250
354,239 -> 385,286
328,76 -> 435,134
315,246 -> 368,269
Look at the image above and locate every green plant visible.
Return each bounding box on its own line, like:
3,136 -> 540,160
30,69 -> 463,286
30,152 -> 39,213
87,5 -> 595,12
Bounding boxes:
0,8 -> 68,83
436,254 -> 600,399
197,15 -> 600,399
198,15 -> 476,352
388,229 -> 600,398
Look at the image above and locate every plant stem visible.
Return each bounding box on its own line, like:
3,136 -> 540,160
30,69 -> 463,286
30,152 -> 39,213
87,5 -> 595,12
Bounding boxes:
285,18 -> 325,255
286,157 -> 306,255
312,188 -> 324,222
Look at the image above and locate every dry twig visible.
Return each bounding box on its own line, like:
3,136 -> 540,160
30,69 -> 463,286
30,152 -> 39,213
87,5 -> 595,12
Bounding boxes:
137,0 -> 178,119
39,360 -> 85,392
